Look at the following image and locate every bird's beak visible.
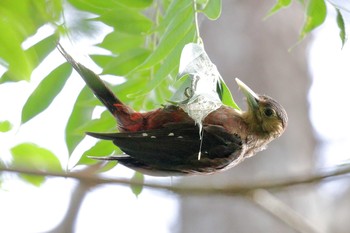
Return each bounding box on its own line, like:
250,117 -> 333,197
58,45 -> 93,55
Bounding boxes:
235,78 -> 260,110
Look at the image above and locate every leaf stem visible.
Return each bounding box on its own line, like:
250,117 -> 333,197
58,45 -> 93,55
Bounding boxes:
193,0 -> 202,43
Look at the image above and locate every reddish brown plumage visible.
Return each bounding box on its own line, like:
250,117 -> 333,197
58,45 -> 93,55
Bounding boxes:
58,44 -> 287,176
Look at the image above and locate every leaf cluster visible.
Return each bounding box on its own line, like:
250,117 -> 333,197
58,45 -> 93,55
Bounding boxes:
0,0 -> 222,188
0,0 -> 348,189
268,0 -> 347,47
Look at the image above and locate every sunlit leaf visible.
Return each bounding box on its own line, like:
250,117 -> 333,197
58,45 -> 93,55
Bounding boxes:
78,140 -> 118,165
97,8 -> 152,34
117,0 -> 153,9
299,0 -> 326,41
0,1 -> 59,83
25,33 -> 59,69
11,143 -> 62,186
0,22 -> 32,82
21,62 -> 72,124
110,72 -> 150,102
97,31 -> 145,54
130,172 -> 144,197
92,48 -> 151,76
265,0 -> 292,18
0,0 -> 46,39
78,110 -> 115,134
66,87 -> 95,155
219,81 -> 240,109
156,1 -> 192,33
89,55 -> 114,68
45,0 -> 63,20
129,27 -> 196,98
0,121 -> 12,132
0,32 -> 58,83
336,9 -> 346,48
200,0 -> 222,20
197,0 -> 209,4
134,7 -> 194,71
67,0 -> 124,15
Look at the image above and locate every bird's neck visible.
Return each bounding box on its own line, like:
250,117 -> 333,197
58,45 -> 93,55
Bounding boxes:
240,110 -> 279,158
241,110 -> 268,138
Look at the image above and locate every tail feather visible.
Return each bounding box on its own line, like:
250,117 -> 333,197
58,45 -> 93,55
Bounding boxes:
57,44 -> 124,116
86,131 -> 120,140
87,155 -> 130,161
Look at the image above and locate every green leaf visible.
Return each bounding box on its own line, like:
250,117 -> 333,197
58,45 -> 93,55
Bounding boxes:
196,0 -> 209,4
25,33 -> 59,67
0,32 -> 58,83
200,0 -> 222,20
110,72 -> 150,102
129,27 -> 196,98
117,0 -> 153,9
134,7 -> 194,71
67,0 -> 124,15
78,140 -> 118,165
219,81 -> 240,110
156,0 -> 193,34
92,48 -> 151,76
89,55 -> 114,68
0,120 -> 12,132
97,8 -> 152,34
0,20 -> 32,82
265,0 -> 292,18
78,110 -> 115,134
130,172 -> 144,197
97,160 -> 119,173
21,62 -> 72,124
66,86 -> 95,155
45,0 -> 63,21
336,9 -> 346,48
0,2 -> 59,83
11,143 -> 62,186
299,0 -> 326,41
98,31 -> 145,54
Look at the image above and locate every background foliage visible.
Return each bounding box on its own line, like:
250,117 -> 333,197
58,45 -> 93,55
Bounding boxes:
0,0 -> 347,188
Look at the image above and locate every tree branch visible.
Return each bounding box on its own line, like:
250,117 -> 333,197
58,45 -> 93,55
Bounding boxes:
46,182 -> 92,233
249,189 -> 324,233
1,165 -> 350,195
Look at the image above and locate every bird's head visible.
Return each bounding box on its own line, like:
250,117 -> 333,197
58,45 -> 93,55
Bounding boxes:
236,78 -> 288,139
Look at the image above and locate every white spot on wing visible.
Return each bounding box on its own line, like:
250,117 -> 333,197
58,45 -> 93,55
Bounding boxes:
168,133 -> 174,136
142,133 -> 148,136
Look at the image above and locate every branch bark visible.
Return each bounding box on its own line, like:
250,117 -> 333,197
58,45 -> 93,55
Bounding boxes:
1,165 -> 350,195
249,189 -> 324,233
46,181 -> 92,233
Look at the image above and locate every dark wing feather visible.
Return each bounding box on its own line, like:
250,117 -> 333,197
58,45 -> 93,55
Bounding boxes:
87,124 -> 243,175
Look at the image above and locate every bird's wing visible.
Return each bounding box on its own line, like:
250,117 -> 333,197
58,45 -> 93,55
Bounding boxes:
87,124 -> 243,175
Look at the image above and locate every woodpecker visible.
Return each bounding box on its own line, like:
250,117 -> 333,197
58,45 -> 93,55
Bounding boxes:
58,45 -> 287,176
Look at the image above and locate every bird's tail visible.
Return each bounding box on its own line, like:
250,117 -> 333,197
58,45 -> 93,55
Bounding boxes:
57,44 -> 135,119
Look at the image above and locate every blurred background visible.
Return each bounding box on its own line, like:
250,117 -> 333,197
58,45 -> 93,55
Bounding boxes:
1,0 -> 350,233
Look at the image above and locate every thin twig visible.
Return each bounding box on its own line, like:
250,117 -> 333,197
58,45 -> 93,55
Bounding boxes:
1,165 -> 350,195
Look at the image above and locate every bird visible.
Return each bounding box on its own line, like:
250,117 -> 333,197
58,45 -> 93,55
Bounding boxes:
58,45 -> 288,176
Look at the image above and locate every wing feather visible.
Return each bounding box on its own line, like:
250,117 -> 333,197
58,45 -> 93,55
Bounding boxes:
86,124 -> 243,175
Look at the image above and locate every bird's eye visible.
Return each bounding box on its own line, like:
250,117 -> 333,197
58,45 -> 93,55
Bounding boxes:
263,108 -> 275,117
